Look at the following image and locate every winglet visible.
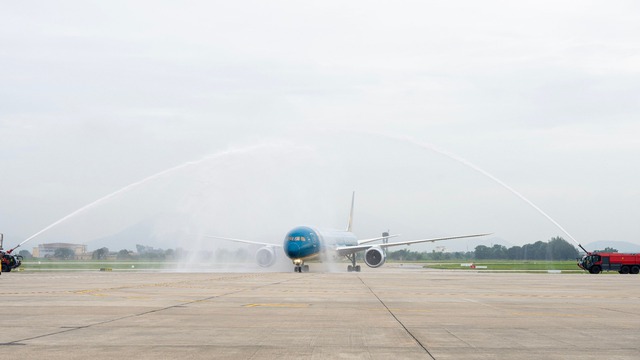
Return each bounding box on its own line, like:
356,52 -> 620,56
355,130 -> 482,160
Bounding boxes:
346,191 -> 355,232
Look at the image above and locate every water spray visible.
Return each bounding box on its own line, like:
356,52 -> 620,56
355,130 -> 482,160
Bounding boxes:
13,142 -> 292,252
382,133 -> 588,253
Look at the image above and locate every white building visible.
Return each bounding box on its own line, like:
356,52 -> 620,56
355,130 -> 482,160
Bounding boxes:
33,243 -> 87,259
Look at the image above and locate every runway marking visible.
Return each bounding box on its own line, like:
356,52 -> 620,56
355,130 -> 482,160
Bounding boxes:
462,297 -> 502,311
73,289 -> 108,297
243,303 -> 310,308
67,273 -> 269,298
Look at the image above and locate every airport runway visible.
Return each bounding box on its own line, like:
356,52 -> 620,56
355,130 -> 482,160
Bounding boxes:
1,267 -> 639,359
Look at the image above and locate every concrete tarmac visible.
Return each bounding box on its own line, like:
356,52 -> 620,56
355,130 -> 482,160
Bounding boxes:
1,267 -> 639,359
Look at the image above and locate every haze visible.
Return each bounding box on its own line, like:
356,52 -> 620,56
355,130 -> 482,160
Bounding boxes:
1,1 -> 639,253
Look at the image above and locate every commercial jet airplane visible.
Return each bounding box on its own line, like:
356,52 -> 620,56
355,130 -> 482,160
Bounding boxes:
206,193 -> 491,272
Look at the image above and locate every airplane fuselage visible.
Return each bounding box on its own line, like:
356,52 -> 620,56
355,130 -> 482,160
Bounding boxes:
283,226 -> 357,263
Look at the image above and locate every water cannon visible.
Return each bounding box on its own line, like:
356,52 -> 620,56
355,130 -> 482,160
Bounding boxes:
577,243 -> 589,254
6,235 -> 21,254
1,233 -> 20,254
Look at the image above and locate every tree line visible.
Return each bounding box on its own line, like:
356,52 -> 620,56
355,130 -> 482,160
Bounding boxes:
21,237 -> 585,261
387,237 -> 580,261
473,237 -> 578,260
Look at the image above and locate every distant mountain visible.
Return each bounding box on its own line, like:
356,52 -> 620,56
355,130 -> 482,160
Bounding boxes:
88,218 -> 159,251
88,213 -> 191,251
585,241 -> 640,253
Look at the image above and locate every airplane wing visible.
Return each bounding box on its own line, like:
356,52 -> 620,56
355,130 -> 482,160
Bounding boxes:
196,235 -> 283,248
357,234 -> 401,245
336,233 -> 491,256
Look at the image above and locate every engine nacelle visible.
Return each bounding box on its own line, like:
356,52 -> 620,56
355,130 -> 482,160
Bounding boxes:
364,246 -> 386,268
256,246 -> 277,267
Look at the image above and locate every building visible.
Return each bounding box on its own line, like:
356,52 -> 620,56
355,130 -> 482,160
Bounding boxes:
32,243 -> 88,259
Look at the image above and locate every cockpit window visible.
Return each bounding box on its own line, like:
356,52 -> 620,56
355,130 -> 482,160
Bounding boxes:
288,235 -> 308,242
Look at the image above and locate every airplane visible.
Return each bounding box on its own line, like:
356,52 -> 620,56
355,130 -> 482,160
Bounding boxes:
203,193 -> 491,272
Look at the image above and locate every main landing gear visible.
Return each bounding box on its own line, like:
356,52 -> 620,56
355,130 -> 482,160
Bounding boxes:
345,253 -> 361,272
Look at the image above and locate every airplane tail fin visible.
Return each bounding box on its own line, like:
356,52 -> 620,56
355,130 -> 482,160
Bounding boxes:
346,191 -> 355,232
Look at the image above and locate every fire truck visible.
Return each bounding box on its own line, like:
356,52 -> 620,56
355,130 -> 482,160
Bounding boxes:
577,252 -> 640,274
0,233 -> 23,274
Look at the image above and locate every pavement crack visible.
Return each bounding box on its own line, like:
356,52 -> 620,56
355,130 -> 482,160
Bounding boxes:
5,273 -> 309,346
444,328 -> 474,348
358,275 -> 436,360
597,307 -> 640,316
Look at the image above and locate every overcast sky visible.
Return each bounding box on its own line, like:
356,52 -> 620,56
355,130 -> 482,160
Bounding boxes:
1,1 -> 639,252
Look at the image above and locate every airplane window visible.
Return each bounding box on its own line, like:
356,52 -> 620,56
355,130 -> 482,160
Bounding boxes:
301,236 -> 306,241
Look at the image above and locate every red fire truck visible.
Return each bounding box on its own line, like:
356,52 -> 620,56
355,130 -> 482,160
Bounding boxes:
0,233 -> 22,274
577,252 -> 640,274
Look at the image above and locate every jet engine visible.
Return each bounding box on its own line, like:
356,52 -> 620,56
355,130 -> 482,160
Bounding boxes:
364,246 -> 386,268
256,246 -> 277,267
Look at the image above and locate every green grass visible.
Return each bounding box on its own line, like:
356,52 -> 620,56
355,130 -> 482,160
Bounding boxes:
423,260 -> 583,272
19,260 -> 174,271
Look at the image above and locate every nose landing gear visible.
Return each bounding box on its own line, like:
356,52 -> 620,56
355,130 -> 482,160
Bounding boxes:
293,259 -> 309,273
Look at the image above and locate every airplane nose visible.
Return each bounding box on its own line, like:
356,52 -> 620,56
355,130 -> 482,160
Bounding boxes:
286,241 -> 300,257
